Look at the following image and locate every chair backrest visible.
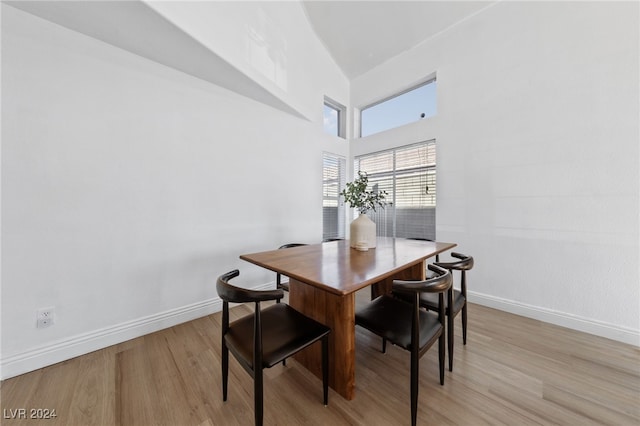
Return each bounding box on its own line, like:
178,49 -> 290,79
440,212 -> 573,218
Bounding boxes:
393,264 -> 452,330
217,270 -> 284,304
391,264 -> 452,296
278,243 -> 308,250
434,253 -> 473,303
435,252 -> 474,271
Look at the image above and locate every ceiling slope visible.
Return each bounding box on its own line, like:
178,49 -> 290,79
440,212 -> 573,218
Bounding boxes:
302,1 -> 495,79
5,0 -> 307,119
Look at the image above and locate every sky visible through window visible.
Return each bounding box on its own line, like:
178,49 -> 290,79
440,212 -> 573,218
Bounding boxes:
323,104 -> 339,136
361,80 -> 436,137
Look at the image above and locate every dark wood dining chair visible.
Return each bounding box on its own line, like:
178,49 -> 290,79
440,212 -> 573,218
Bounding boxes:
275,243 -> 308,292
217,270 -> 330,426
408,252 -> 474,372
355,265 -> 452,426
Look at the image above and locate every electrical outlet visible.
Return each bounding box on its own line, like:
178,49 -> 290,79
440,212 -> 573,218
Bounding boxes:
36,307 -> 55,328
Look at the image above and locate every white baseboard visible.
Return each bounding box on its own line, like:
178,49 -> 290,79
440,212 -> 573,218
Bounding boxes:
1,297 -> 223,380
469,291 -> 640,347
4,286 -> 636,380
1,281 -> 278,380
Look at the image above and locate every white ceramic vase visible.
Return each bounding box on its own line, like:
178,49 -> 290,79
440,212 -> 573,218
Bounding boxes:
350,213 -> 377,249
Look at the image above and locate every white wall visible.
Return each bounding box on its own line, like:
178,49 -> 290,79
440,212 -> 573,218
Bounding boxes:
351,1 -> 639,344
1,4 -> 348,379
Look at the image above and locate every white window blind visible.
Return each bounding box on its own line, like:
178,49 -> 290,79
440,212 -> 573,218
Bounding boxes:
354,140 -> 436,239
323,153 -> 346,240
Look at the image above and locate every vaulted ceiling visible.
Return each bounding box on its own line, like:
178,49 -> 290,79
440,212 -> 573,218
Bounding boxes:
6,0 -> 495,118
302,1 -> 495,79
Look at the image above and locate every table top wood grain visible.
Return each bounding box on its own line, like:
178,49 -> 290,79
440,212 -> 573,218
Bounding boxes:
240,237 -> 456,296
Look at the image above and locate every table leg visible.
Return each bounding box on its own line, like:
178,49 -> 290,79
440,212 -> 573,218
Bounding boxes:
288,279 -> 356,400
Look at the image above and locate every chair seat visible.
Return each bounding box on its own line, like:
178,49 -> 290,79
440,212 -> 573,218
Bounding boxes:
418,289 -> 465,314
355,295 -> 442,351
225,303 -> 330,369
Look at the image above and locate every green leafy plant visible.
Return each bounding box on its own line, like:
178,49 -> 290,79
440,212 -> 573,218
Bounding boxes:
340,171 -> 388,215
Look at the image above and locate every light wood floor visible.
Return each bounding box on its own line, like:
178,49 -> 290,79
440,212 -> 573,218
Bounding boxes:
2,290 -> 639,425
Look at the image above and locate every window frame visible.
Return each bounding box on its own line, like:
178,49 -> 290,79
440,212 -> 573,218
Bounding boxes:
323,96 -> 346,139
359,77 -> 436,138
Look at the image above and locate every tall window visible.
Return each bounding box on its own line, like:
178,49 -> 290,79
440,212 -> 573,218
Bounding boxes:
323,153 -> 346,240
361,78 -> 436,137
354,141 -> 436,239
323,96 -> 346,138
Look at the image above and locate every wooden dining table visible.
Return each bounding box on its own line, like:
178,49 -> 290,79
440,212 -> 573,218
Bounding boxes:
240,237 -> 456,400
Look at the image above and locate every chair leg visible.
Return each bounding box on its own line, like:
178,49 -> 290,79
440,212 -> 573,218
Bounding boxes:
222,341 -> 229,401
276,273 -> 282,301
322,336 -> 329,406
255,368 -> 263,426
439,329 -> 445,385
448,312 -> 454,372
410,350 -> 419,426
382,337 -> 387,354
462,303 -> 468,345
